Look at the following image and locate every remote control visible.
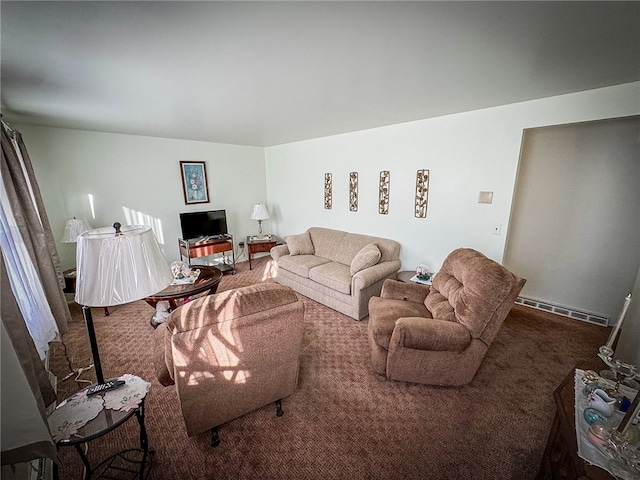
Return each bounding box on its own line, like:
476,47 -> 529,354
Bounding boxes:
86,379 -> 126,396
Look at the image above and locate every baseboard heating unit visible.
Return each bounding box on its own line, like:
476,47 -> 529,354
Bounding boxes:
516,296 -> 610,327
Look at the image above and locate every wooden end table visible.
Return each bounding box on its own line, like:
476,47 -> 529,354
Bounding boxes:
144,265 -> 223,327
246,236 -> 277,270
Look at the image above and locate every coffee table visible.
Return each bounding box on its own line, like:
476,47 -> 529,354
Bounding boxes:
145,265 -> 223,327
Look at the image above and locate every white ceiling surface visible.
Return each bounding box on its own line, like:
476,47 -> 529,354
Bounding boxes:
2,2 -> 639,147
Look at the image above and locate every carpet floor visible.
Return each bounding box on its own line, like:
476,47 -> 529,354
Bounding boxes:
49,257 -> 609,480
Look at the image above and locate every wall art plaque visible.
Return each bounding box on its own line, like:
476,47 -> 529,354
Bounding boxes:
379,170 -> 390,215
349,172 -> 358,212
414,169 -> 429,218
324,173 -> 332,209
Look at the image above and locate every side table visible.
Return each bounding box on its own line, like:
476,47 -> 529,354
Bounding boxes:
396,270 -> 433,286
50,375 -> 152,480
246,237 -> 277,270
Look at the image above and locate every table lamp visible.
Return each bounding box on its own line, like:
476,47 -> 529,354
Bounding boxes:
75,222 -> 172,384
61,217 -> 93,243
250,203 -> 270,239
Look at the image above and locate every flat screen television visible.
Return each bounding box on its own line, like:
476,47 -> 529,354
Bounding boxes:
179,210 -> 228,240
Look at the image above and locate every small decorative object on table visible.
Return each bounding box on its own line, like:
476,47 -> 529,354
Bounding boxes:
170,261 -> 200,285
408,264 -> 433,285
415,264 -> 432,280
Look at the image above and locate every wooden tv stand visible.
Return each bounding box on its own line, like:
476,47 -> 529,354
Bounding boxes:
178,236 -> 236,274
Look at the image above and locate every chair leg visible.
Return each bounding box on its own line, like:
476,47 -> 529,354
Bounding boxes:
211,427 -> 220,447
275,399 -> 284,417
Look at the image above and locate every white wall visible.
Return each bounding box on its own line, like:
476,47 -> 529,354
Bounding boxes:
15,125 -> 266,269
264,82 -> 640,276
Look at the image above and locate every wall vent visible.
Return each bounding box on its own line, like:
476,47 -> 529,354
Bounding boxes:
516,296 -> 610,327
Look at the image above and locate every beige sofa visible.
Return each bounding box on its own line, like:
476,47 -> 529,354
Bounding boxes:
270,227 -> 401,320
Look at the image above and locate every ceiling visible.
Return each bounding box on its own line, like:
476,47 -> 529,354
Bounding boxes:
2,1 -> 639,147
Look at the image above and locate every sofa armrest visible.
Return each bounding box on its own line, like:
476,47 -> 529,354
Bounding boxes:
380,279 -> 429,303
270,244 -> 290,260
352,260 -> 401,290
391,317 -> 472,352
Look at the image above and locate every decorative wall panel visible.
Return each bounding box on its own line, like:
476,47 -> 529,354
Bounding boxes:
379,171 -> 390,214
324,173 -> 332,209
349,172 -> 358,212
414,169 -> 429,218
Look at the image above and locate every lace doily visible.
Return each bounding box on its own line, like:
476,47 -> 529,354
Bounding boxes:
103,374 -> 151,412
48,390 -> 104,442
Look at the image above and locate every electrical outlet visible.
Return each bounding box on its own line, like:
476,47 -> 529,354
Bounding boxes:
492,224 -> 502,235
239,241 -> 245,248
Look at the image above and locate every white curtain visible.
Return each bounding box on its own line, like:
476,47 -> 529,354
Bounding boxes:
0,123 -> 59,358
1,181 -> 59,359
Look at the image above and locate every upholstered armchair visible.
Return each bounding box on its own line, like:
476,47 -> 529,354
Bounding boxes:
368,248 -> 525,386
154,283 -> 305,445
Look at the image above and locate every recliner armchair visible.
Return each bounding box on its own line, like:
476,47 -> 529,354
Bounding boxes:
368,248 -> 525,386
154,282 -> 305,444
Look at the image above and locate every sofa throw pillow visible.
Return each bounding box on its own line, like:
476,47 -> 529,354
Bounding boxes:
350,243 -> 381,275
285,232 -> 315,256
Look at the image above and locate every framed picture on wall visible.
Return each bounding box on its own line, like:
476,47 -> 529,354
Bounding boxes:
180,161 -> 210,204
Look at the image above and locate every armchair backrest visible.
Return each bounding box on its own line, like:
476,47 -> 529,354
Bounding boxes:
426,248 -> 525,345
154,282 -> 305,436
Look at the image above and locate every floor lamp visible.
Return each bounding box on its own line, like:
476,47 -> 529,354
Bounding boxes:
75,223 -> 172,384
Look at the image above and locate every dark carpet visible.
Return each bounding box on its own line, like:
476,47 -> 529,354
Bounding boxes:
49,257 -> 609,479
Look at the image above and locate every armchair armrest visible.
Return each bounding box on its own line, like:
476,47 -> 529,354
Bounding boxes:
391,317 -> 471,352
380,279 -> 429,304
270,244 -> 290,260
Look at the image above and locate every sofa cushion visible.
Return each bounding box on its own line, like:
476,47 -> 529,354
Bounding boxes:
308,261 -> 352,295
350,243 -> 381,275
307,228 -> 348,262
285,232 -> 315,255
278,254 -> 330,278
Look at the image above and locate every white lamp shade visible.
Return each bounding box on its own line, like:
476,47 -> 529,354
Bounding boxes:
61,217 -> 93,243
250,203 -> 270,221
75,225 -> 172,307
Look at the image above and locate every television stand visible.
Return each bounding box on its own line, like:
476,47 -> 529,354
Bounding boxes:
178,236 -> 236,274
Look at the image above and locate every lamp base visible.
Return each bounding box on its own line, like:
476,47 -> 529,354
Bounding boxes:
250,234 -> 272,241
